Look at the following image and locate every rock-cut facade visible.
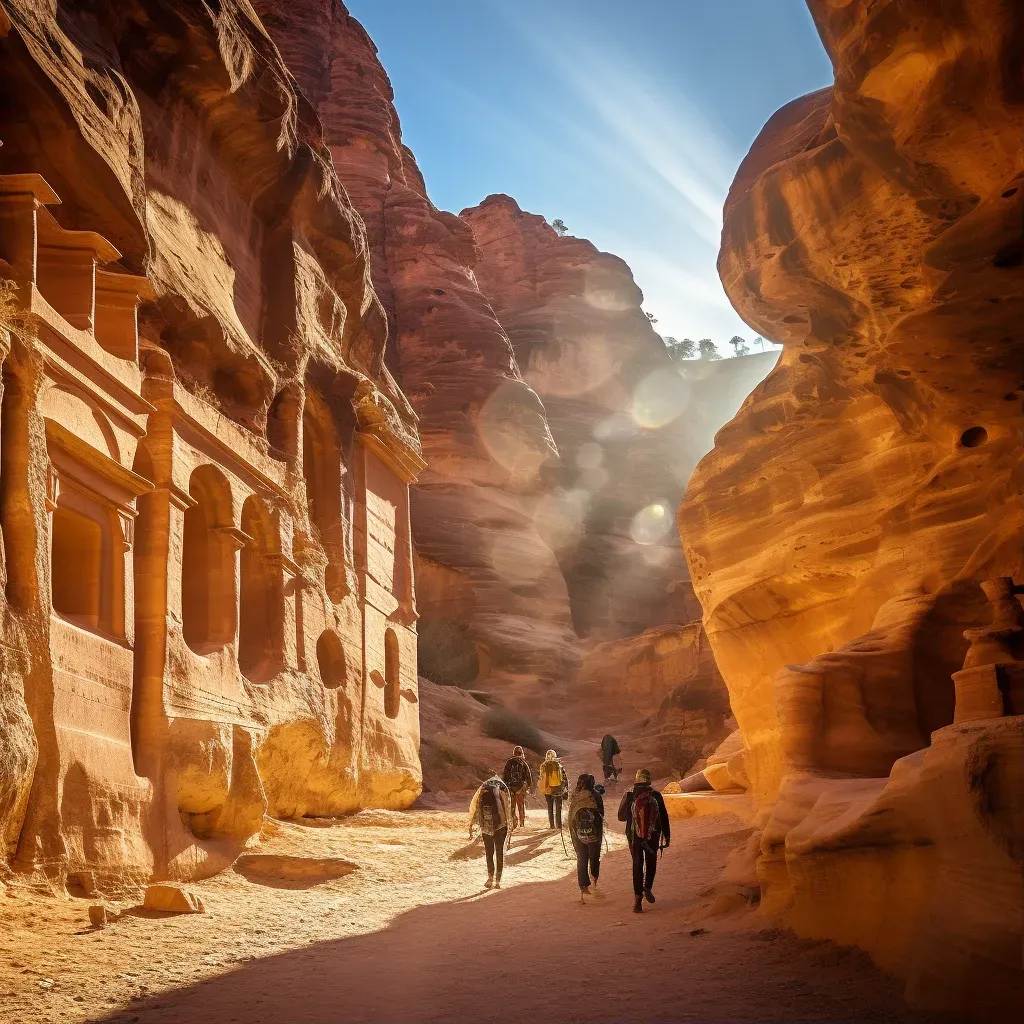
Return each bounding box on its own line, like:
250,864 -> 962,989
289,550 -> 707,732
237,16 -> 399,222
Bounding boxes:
0,0 -> 424,886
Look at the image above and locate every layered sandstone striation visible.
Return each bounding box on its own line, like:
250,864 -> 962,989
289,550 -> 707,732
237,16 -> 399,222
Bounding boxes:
0,0 -> 423,887
253,0 -> 578,688
681,0 -> 1024,1013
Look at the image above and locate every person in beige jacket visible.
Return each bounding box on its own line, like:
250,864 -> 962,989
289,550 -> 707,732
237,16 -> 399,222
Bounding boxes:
468,777 -> 512,889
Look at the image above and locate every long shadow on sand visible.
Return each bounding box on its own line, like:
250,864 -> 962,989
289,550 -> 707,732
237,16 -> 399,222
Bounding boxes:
88,827 -> 961,1024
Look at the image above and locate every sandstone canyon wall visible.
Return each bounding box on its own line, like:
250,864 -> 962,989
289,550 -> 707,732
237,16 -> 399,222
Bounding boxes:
680,0 -> 1024,1013
251,0 -> 579,688
0,0 -> 423,887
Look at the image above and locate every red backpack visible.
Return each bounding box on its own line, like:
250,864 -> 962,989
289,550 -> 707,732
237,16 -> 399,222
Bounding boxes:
631,789 -> 661,845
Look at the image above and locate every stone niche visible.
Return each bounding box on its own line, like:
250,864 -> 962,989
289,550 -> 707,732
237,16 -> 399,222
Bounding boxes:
679,0 -> 1024,1016
0,0 -> 423,887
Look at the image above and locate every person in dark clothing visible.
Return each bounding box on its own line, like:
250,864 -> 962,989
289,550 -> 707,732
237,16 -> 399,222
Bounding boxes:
501,745 -> 532,829
617,767 -> 670,913
568,773 -> 604,901
600,734 -> 621,782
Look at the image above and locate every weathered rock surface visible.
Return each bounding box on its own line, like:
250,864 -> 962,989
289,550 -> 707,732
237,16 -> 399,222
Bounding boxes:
681,0 -> 1024,1013
0,0 -> 423,887
253,0 -> 578,687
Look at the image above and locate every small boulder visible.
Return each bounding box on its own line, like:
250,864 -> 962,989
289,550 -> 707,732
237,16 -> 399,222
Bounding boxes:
88,904 -> 108,928
143,884 -> 205,914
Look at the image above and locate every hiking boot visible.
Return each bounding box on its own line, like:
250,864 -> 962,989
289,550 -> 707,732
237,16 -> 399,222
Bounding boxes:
644,889 -> 655,904
494,878 -> 502,890
633,897 -> 644,914
484,875 -> 493,890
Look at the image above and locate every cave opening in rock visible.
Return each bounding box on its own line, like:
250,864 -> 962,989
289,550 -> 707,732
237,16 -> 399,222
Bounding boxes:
316,630 -> 347,690
182,466 -> 236,655
239,495 -> 284,682
959,426 -> 988,448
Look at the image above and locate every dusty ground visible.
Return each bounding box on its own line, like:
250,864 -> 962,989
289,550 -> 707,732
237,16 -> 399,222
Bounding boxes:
0,809 -> 966,1024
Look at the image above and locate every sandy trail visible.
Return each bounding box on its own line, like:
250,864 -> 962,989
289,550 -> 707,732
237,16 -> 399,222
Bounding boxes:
1,809 -> 963,1024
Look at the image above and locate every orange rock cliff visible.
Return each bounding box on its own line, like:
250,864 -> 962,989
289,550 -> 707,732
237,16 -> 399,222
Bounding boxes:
681,0 -> 1024,1015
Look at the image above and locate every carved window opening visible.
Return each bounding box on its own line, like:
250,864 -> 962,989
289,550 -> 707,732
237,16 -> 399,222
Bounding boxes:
182,466 -> 236,655
316,630 -> 347,690
384,627 -> 400,719
302,396 -> 349,599
238,495 -> 283,682
51,501 -> 108,633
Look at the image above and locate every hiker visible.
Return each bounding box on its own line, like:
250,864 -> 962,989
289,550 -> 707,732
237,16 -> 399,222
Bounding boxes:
617,767 -> 670,913
501,745 -> 532,829
468,776 -> 512,890
600,733 -> 621,783
568,773 -> 604,901
538,749 -> 568,829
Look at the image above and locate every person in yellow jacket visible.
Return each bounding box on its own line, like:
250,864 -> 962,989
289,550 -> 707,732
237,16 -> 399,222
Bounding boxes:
537,749 -> 568,829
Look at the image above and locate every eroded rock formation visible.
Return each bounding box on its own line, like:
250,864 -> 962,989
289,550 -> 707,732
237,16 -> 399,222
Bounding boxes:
0,0 -> 423,886
681,0 -> 1024,1013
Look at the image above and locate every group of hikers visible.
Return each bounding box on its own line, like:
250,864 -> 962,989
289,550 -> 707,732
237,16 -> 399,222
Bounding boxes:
467,737 -> 671,914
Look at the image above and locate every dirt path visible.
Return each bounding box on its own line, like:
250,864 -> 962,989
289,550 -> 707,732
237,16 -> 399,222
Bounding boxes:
1,809 -> 961,1024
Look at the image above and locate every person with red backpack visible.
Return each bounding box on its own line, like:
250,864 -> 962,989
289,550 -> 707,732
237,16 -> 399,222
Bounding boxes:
501,745 -> 533,829
617,767 -> 670,913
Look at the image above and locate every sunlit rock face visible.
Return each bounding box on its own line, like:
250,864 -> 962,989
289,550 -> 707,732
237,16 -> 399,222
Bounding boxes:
464,195 -> 706,641
254,1 -> 578,686
681,0 -> 1024,1013
0,0 -> 422,885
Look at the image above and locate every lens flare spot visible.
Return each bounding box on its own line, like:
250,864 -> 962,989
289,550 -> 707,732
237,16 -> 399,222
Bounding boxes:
630,501 -> 674,545
534,488 -> 590,553
631,368 -> 690,429
577,442 -> 603,470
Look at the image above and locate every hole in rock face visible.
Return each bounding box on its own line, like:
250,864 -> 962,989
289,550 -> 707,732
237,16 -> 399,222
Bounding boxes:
993,242 -> 1024,268
959,426 -> 988,448
1002,187 -> 1019,198
316,631 -> 347,689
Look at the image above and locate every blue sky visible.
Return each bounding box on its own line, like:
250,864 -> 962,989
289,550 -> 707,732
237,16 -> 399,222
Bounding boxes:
345,0 -> 832,349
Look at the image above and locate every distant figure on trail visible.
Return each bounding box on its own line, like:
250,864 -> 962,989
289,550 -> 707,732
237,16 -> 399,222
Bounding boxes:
501,745 -> 533,829
568,773 -> 604,902
617,768 -> 670,914
600,734 -> 621,783
468,776 -> 512,890
538,749 -> 568,830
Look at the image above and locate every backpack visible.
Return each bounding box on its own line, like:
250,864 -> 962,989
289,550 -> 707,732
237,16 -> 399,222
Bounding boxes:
504,757 -> 529,792
631,788 -> 662,845
479,782 -> 503,835
570,791 -> 600,844
543,761 -> 563,792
